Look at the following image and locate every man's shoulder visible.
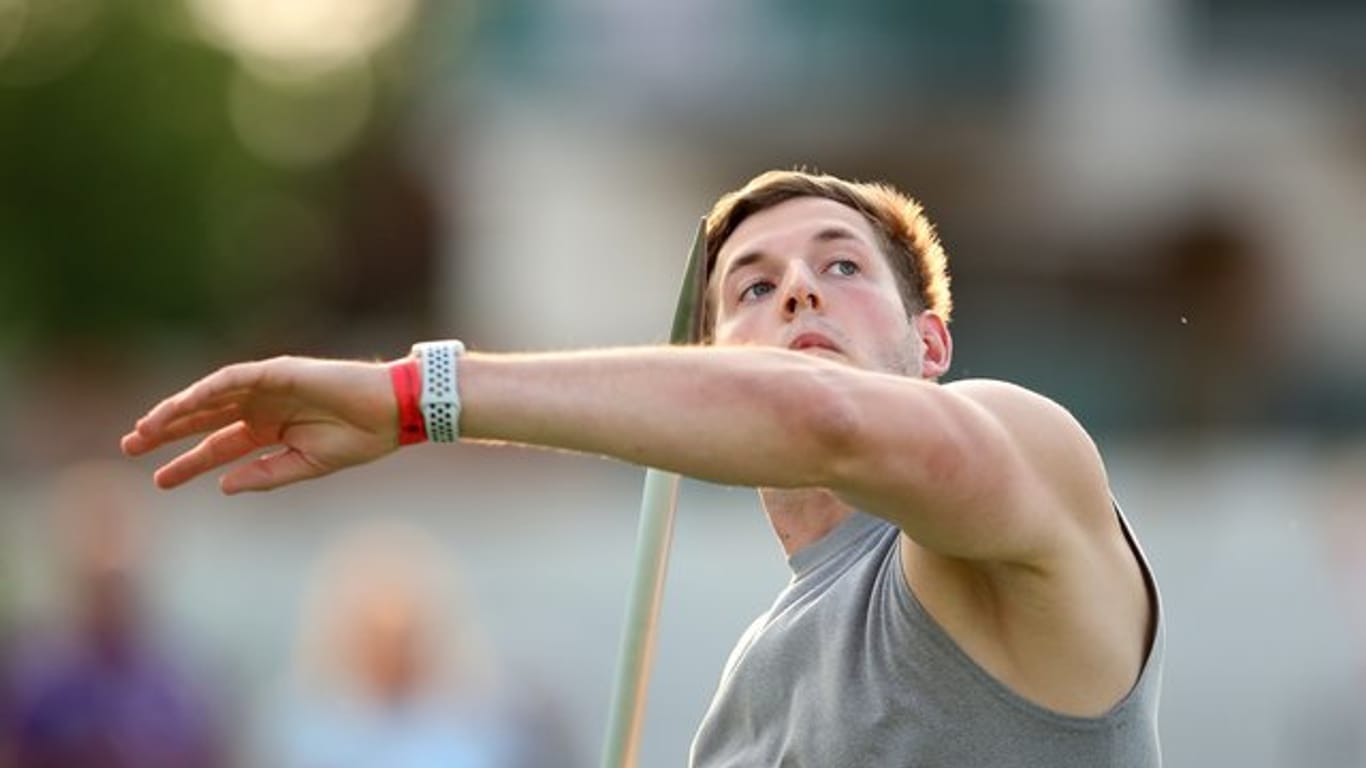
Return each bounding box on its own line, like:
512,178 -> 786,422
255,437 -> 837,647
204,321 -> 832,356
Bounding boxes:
942,378 -> 1086,435
943,378 -> 1112,536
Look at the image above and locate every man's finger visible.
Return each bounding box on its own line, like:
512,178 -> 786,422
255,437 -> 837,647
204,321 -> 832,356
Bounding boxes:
220,447 -> 326,494
122,403 -> 242,456
152,421 -> 262,489
135,360 -> 275,435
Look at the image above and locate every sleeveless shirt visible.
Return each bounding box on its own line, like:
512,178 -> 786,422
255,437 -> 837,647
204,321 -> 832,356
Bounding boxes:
689,507 -> 1164,767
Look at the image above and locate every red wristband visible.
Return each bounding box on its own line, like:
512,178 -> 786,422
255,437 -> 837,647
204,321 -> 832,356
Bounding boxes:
389,358 -> 427,445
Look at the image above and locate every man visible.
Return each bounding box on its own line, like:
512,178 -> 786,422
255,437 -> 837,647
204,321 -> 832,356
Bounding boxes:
123,170 -> 1163,765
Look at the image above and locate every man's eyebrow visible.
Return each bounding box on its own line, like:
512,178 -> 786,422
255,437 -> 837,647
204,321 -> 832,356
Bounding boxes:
719,226 -> 869,282
720,250 -> 767,281
812,225 -> 865,244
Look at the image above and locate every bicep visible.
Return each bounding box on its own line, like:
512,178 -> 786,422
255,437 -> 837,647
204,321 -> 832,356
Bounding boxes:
824,377 -> 1108,563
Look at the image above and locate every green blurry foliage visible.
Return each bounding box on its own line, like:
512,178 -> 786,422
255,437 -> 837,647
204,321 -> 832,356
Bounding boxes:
0,2 -> 328,354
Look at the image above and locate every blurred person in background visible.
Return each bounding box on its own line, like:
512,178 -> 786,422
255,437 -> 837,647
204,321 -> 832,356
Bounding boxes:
255,519 -> 574,768
1,610 -> 14,768
0,460 -> 224,768
123,169 -> 1162,765
1321,445 -> 1366,761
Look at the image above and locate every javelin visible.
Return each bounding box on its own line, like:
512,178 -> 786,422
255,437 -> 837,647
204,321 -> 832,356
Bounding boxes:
600,218 -> 708,768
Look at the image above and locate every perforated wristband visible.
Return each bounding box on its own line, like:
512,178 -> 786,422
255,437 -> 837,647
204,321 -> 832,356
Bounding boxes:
410,340 -> 466,442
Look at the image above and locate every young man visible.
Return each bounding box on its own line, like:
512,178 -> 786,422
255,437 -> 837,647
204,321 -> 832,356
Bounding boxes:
122,170 -> 1163,765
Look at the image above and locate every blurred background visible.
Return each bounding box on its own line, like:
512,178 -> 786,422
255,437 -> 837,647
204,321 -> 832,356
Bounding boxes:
1,0 -> 1364,765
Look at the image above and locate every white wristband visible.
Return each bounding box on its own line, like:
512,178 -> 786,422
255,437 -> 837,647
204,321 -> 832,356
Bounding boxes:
410,340 -> 466,442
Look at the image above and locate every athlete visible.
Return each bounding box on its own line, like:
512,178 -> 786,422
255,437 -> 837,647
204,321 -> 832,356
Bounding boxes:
122,170 -> 1163,766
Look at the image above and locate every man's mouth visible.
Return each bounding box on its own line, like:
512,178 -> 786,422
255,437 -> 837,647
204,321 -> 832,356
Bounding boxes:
788,332 -> 842,354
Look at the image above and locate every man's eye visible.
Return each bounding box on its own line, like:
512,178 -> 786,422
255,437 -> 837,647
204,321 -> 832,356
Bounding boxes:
740,281 -> 775,302
827,259 -> 859,277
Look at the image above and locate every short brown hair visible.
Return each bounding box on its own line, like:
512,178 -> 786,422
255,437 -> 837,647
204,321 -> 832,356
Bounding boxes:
702,170 -> 952,340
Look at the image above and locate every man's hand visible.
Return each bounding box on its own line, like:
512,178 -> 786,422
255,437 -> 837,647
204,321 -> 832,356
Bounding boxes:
120,356 -> 398,494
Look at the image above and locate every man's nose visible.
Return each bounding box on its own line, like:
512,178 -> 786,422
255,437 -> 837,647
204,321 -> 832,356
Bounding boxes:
780,263 -> 822,319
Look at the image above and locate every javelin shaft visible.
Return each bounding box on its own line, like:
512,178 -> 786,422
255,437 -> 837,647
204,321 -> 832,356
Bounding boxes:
600,220 -> 708,768
601,468 -> 681,768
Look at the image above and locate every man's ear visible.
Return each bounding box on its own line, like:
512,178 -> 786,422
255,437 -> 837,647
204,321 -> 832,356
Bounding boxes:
916,312 -> 952,380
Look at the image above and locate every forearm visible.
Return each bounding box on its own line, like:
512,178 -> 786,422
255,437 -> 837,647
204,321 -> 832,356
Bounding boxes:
457,346 -> 857,488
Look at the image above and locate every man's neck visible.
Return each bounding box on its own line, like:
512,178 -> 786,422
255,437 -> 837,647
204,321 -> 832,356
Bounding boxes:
759,488 -> 855,557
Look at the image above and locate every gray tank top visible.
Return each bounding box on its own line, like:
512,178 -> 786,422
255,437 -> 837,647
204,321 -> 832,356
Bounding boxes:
689,507 -> 1163,767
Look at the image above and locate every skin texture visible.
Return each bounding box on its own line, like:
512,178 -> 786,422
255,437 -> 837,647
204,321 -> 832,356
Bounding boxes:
122,196 -> 1153,718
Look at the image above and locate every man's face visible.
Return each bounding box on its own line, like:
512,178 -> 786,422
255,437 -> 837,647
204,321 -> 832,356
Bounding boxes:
711,196 -> 935,377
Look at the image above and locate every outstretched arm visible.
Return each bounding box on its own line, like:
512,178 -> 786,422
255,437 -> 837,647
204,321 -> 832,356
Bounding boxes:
122,346 -> 870,493
123,344 -> 1108,563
